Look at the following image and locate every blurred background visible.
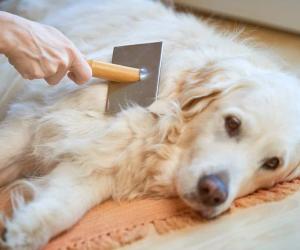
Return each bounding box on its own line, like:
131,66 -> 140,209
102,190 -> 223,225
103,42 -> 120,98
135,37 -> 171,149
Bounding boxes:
175,0 -> 300,33
174,0 -> 300,76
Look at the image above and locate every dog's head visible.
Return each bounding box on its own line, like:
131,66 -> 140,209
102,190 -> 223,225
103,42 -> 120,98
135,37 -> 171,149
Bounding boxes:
172,59 -> 300,218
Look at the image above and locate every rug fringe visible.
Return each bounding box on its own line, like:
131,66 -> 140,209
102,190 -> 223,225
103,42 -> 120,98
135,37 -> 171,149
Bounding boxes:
233,179 -> 300,208
59,224 -> 149,250
153,212 -> 203,234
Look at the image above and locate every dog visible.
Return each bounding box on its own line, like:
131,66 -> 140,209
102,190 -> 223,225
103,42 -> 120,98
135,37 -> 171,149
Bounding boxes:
1,0 -> 300,249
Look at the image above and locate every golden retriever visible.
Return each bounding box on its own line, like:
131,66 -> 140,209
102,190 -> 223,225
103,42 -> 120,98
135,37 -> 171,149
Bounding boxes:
0,0 -> 300,249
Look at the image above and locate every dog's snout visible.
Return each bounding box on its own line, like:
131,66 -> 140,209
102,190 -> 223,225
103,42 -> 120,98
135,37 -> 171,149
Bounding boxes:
197,174 -> 228,207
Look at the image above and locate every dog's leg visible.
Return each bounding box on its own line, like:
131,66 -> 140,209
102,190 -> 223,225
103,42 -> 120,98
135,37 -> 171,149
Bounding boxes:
0,162 -> 112,250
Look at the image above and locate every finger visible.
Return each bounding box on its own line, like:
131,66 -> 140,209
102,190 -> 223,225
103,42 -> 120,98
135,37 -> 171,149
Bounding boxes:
45,65 -> 68,85
69,52 -> 92,84
67,71 -> 77,83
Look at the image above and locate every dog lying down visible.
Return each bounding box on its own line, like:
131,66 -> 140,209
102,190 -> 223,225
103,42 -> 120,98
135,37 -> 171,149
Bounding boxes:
1,0 -> 300,249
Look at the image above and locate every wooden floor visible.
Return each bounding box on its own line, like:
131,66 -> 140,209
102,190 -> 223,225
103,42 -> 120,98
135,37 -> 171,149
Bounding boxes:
121,10 -> 300,250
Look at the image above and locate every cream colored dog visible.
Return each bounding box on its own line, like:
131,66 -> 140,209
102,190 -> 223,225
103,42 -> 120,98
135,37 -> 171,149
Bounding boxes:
1,0 -> 300,249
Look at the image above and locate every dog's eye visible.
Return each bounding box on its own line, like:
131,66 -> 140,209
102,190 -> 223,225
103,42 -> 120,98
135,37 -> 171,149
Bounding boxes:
225,115 -> 241,137
262,157 -> 280,170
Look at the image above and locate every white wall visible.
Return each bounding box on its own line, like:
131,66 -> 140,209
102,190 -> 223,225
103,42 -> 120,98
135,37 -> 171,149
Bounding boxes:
175,0 -> 300,34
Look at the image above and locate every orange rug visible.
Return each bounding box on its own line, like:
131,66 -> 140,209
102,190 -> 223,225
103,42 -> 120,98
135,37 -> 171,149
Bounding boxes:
37,178 -> 300,250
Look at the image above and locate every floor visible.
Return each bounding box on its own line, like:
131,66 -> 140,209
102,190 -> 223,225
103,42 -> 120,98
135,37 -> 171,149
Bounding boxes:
121,7 -> 300,250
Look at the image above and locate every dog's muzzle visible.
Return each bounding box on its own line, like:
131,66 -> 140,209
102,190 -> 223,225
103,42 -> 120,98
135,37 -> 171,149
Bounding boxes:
197,174 -> 228,207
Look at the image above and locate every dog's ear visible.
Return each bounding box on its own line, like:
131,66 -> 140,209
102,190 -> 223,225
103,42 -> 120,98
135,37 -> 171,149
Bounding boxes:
148,62 -> 244,143
148,100 -> 183,144
178,63 -> 230,119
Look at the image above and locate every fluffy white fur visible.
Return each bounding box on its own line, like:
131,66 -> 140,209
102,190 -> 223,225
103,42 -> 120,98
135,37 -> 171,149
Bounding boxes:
1,0 -> 300,249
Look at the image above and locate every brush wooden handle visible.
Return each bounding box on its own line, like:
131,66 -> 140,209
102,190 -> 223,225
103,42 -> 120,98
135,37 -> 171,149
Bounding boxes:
88,60 -> 140,83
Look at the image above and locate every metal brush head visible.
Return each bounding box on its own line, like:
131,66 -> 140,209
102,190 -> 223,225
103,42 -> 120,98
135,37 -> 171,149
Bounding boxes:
105,42 -> 163,113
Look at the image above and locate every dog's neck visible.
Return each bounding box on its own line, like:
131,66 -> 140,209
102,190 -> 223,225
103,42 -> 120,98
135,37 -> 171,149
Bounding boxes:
102,105 -> 183,200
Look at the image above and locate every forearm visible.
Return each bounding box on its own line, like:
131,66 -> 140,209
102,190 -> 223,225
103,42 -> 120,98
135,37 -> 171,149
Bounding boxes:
0,11 -> 15,54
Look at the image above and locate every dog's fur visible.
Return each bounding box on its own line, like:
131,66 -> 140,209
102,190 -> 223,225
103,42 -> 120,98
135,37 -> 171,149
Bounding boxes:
1,0 -> 300,249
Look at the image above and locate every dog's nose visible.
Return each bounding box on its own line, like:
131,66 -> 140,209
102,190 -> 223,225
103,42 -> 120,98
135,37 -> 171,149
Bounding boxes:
197,174 -> 228,207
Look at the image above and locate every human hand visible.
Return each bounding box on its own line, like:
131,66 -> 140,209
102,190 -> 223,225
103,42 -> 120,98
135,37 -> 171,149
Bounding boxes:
0,11 -> 92,85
